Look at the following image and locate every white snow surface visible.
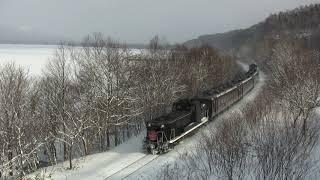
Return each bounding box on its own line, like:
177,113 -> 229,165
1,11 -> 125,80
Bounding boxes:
0,44 -> 142,77
0,44 -> 57,76
26,71 -> 266,180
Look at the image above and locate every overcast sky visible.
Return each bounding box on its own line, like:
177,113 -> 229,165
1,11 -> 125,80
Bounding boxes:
0,0 -> 319,43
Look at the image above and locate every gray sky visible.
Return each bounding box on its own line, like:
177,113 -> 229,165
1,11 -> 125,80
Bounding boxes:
0,0 -> 319,43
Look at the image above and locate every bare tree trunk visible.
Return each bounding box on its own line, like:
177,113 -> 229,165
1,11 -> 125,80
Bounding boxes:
63,125 -> 67,161
8,147 -> 13,176
82,137 -> 88,156
106,128 -> 110,149
68,144 -> 73,169
99,130 -> 104,152
50,141 -> 57,164
126,123 -> 130,140
19,154 -> 23,180
302,117 -> 308,136
114,126 -> 119,146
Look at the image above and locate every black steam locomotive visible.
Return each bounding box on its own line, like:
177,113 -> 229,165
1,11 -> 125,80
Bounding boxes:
145,64 -> 258,154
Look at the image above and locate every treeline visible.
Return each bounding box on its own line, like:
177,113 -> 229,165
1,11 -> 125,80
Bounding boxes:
264,3 -> 320,32
246,3 -> 320,63
185,3 -> 320,63
0,34 -> 237,179
261,3 -> 320,51
151,40 -> 320,180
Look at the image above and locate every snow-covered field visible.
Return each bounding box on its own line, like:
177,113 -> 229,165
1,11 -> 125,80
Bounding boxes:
25,67 -> 266,180
0,44 -> 57,76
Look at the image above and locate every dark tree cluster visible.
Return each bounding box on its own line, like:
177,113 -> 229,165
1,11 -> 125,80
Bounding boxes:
265,3 -> 320,33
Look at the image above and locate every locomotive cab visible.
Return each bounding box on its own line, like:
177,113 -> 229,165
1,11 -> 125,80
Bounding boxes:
145,110 -> 192,154
144,99 -> 209,154
145,124 -> 170,154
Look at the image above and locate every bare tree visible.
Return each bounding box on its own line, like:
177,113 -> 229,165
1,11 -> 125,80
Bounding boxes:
269,41 -> 320,133
0,63 -> 43,179
42,44 -> 73,163
0,34 -> 244,178
194,114 -> 249,180
249,104 -> 320,180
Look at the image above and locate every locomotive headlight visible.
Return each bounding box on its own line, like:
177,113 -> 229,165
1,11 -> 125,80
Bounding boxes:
161,124 -> 165,128
148,123 -> 151,127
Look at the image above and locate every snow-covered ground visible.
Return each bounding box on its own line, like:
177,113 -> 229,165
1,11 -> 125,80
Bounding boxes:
26,69 -> 266,180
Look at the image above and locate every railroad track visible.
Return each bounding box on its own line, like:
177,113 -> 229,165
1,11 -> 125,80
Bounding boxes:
104,154 -> 159,180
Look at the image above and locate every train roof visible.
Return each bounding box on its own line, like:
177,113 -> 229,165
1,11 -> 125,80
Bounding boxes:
146,64 -> 258,126
146,111 -> 191,126
196,65 -> 258,100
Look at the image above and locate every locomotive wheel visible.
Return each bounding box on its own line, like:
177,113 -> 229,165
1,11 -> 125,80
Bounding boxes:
169,143 -> 175,150
152,149 -> 157,155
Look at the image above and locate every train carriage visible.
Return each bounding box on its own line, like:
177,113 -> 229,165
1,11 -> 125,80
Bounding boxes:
144,64 -> 258,154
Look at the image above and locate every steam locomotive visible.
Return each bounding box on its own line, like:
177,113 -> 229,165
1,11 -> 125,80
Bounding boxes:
144,64 -> 258,154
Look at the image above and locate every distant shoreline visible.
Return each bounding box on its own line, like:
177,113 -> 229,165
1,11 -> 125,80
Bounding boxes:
0,40 -> 61,45
0,43 -> 58,47
0,41 -> 148,49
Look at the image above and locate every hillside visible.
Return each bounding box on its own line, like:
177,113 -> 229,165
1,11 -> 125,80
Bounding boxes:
184,3 -> 320,61
184,24 -> 263,51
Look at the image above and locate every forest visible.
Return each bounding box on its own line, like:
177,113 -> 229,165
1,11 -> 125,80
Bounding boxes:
185,3 -> 320,60
152,38 -> 320,180
148,4 -> 320,180
264,3 -> 320,32
0,34 -> 237,179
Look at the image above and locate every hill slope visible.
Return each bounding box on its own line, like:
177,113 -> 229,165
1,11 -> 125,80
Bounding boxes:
184,3 -> 320,60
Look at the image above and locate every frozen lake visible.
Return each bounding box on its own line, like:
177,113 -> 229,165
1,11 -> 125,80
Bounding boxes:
0,44 -> 144,76
0,44 -> 58,76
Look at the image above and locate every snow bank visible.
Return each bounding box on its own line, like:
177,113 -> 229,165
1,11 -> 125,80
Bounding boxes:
26,133 -> 147,180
